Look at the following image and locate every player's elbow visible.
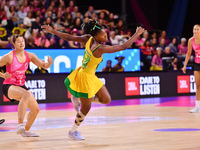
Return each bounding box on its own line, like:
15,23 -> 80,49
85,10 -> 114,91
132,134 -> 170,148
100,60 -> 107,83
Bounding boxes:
66,34 -> 74,41
121,44 -> 128,50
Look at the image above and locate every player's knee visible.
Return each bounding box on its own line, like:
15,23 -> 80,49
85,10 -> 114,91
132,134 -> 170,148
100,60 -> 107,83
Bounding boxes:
22,91 -> 30,101
32,106 -> 40,115
103,95 -> 111,104
106,96 -> 111,104
35,107 -> 40,114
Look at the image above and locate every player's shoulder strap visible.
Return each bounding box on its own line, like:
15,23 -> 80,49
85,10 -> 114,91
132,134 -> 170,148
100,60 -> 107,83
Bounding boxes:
92,44 -> 102,54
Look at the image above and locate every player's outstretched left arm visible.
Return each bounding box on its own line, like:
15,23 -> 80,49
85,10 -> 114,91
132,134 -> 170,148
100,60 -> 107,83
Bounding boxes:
28,53 -> 53,69
99,26 -> 145,54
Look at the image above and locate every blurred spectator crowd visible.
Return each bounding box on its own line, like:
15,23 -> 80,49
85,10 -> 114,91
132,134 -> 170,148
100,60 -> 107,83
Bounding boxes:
0,0 -> 193,72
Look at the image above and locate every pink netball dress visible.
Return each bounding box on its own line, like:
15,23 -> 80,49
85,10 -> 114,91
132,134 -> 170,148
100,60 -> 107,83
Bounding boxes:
192,37 -> 200,64
3,50 -> 30,86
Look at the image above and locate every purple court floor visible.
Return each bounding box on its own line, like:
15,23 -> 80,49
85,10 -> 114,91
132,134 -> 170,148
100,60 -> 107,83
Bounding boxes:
0,96 -> 198,133
0,96 -> 196,113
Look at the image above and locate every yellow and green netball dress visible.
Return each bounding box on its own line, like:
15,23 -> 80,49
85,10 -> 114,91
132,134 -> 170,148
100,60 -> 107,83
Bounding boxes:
64,37 -> 103,98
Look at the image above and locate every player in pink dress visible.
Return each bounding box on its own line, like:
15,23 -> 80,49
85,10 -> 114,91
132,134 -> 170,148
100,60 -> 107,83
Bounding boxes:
182,24 -> 200,113
0,35 -> 53,136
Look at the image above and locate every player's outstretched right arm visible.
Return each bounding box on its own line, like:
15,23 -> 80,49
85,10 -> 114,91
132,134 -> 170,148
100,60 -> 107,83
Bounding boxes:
28,52 -> 53,69
100,26 -> 145,54
41,25 -> 90,43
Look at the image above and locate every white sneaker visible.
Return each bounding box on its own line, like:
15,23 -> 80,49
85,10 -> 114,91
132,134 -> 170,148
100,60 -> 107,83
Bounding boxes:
68,130 -> 85,140
16,124 -> 26,134
21,130 -> 40,137
71,95 -> 81,113
189,107 -> 200,113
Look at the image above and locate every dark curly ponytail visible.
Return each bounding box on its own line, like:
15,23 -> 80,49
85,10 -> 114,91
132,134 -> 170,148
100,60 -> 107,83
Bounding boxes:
81,19 -> 102,37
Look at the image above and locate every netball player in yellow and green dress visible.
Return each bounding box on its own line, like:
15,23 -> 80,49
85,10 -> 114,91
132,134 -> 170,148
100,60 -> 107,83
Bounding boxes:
41,20 -> 145,140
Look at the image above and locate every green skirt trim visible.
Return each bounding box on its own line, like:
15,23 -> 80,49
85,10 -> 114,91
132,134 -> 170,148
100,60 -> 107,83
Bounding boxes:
64,77 -> 89,98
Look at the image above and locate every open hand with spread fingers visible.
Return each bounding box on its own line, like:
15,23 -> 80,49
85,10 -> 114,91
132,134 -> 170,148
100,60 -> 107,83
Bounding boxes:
136,26 -> 146,35
41,25 -> 54,34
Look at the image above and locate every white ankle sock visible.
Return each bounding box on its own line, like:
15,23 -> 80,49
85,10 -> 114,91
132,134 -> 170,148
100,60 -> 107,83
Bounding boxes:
17,123 -> 23,127
71,124 -> 78,132
196,101 -> 200,107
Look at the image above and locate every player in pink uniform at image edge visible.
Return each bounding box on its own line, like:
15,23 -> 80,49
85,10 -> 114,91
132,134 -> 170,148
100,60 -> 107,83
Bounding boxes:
0,34 -> 53,136
182,24 -> 200,113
